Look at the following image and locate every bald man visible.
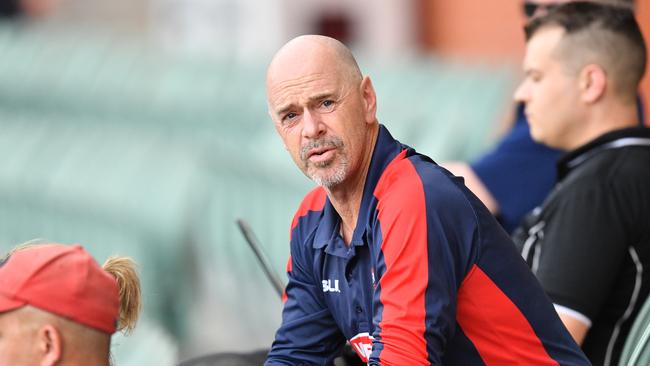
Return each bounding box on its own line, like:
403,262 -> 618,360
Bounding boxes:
0,244 -> 141,366
264,35 -> 589,365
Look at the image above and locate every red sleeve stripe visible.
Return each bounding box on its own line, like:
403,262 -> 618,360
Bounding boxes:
457,265 -> 559,365
375,151 -> 430,365
285,188 -> 325,304
281,290 -> 288,303
285,255 -> 293,273
290,187 -> 327,234
281,255 -> 292,303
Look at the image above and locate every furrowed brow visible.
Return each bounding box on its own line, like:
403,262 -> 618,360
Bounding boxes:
309,92 -> 335,102
275,91 -> 337,116
275,103 -> 296,117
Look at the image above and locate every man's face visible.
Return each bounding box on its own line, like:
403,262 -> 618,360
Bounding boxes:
514,26 -> 581,149
0,309 -> 40,366
267,55 -> 371,188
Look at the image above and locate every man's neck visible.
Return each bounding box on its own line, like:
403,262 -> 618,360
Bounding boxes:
327,124 -> 379,245
63,326 -> 111,366
566,103 -> 639,151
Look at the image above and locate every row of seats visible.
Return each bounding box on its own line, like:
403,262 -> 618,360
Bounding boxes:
0,25 -> 515,161
0,25 -> 517,363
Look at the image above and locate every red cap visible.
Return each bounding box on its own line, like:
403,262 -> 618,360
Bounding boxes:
0,244 -> 120,334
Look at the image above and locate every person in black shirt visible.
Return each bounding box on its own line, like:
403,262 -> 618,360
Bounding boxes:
512,3 -> 650,365
443,0 -> 640,235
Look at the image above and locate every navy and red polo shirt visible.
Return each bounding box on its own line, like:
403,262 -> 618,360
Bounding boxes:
265,125 -> 589,365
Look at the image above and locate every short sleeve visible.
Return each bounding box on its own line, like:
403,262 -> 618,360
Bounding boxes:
534,183 -> 628,320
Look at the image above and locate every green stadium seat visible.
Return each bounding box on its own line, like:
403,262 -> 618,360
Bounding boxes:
0,116 -> 209,342
618,294 -> 650,366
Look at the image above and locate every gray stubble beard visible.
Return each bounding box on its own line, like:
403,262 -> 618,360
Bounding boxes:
310,157 -> 348,188
300,137 -> 348,188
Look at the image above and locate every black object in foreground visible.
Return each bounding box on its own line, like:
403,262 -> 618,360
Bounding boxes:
177,350 -> 268,366
236,219 -> 285,298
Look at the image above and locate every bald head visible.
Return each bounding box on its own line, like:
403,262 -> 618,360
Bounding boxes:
266,35 -> 362,95
0,306 -> 111,366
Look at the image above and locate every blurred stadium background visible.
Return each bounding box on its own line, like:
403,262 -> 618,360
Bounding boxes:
0,0 -> 648,364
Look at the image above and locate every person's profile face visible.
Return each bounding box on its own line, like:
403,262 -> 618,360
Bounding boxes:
0,309 -> 41,366
513,27 -> 581,149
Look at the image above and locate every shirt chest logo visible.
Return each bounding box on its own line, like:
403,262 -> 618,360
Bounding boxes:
350,332 -> 374,362
322,279 -> 340,293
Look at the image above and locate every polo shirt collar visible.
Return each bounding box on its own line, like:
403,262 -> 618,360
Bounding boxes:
557,126 -> 650,180
312,124 -> 407,252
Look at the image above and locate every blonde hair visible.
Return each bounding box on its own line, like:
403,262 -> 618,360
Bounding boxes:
103,256 -> 142,335
4,240 -> 142,335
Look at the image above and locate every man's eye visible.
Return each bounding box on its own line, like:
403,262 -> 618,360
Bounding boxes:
529,73 -> 542,83
322,100 -> 334,108
283,112 -> 297,121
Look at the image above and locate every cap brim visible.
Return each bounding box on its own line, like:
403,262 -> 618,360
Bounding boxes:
0,293 -> 25,313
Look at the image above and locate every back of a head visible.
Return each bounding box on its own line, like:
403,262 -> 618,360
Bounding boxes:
0,243 -> 142,363
525,1 -> 646,102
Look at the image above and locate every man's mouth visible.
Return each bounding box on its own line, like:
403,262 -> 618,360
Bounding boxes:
306,146 -> 336,164
300,137 -> 344,165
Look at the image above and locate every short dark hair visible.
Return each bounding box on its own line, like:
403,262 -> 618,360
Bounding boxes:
524,2 -> 646,101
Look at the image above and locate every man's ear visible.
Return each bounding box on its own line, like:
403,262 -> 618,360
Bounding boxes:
360,76 -> 377,124
579,64 -> 607,104
37,324 -> 62,366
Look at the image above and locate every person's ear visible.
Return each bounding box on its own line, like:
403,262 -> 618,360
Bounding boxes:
37,324 -> 62,366
579,64 -> 607,104
360,76 -> 377,124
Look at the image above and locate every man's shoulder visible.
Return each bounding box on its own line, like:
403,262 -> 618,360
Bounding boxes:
375,154 -> 479,219
541,145 -> 650,231
607,144 -> 650,181
298,187 -> 327,211
565,143 -> 650,191
290,187 -> 327,231
377,153 -> 456,190
287,188 -> 327,265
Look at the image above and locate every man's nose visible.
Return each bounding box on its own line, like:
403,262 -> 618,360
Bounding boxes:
302,110 -> 326,139
513,82 -> 529,103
